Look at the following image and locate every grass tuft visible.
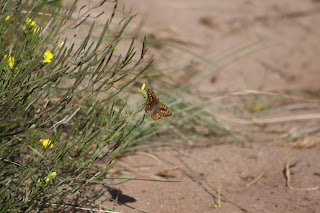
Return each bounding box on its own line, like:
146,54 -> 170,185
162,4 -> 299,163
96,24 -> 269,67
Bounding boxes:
0,0 -> 153,211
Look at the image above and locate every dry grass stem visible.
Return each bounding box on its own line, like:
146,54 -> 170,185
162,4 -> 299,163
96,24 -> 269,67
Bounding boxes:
285,161 -> 319,191
292,137 -> 320,149
136,151 -> 161,164
246,169 -> 269,187
155,167 -> 180,177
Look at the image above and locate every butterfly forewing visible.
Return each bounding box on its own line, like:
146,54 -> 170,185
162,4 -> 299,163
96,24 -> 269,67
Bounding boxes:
159,102 -> 172,117
146,89 -> 158,114
147,89 -> 158,103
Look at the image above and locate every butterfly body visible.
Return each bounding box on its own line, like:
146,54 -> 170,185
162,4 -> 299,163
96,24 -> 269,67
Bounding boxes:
145,89 -> 172,121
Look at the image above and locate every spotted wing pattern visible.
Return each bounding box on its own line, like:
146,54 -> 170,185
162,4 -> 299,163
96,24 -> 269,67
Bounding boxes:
147,89 -> 157,103
151,110 -> 161,120
145,89 -> 158,114
159,103 -> 172,117
151,102 -> 172,121
145,103 -> 152,113
145,89 -> 172,121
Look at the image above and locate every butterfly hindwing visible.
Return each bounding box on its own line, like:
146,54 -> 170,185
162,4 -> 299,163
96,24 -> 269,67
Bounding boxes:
151,111 -> 161,120
145,103 -> 152,113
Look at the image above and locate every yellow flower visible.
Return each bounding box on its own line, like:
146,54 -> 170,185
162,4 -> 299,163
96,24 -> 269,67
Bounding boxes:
25,18 -> 37,28
4,55 -> 14,69
40,139 -> 53,148
24,18 -> 37,34
5,16 -> 10,21
138,83 -> 147,99
45,172 -> 57,183
42,50 -> 53,64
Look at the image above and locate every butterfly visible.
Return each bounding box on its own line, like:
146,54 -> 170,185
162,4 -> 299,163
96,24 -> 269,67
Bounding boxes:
145,89 -> 172,121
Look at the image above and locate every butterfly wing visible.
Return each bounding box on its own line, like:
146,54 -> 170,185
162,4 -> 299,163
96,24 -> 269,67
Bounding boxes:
145,103 -> 152,113
146,89 -> 158,114
159,102 -> 172,117
151,110 -> 161,120
147,89 -> 158,103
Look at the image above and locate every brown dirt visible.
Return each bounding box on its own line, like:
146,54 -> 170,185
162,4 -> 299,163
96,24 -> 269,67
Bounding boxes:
66,0 -> 320,212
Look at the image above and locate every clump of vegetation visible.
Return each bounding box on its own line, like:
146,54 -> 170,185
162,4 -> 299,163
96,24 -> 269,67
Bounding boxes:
0,0 -> 152,211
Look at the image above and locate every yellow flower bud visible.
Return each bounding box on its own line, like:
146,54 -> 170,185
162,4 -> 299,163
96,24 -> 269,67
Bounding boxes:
45,172 -> 57,183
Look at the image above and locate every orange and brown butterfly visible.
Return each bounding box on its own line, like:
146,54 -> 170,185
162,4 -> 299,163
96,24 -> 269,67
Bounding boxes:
145,89 -> 172,121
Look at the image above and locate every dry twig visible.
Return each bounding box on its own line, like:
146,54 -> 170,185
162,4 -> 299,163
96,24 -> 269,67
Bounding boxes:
284,161 -> 319,191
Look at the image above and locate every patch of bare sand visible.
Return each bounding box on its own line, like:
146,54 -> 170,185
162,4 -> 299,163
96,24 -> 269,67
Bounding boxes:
105,143 -> 320,212
64,0 -> 320,212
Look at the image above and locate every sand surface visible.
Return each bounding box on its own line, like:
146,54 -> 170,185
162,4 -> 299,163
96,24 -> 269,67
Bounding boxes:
64,1 -> 320,212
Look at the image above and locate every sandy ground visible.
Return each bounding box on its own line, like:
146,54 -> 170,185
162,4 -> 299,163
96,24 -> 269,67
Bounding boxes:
66,0 -> 320,212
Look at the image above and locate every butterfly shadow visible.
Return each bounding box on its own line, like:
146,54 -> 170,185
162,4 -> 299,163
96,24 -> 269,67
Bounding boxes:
107,187 -> 137,204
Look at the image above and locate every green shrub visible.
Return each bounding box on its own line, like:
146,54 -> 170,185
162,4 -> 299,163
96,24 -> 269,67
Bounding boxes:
0,0 -> 152,211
